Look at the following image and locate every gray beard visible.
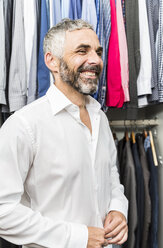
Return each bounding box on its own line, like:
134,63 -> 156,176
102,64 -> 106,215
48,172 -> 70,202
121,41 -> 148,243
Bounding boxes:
59,59 -> 99,95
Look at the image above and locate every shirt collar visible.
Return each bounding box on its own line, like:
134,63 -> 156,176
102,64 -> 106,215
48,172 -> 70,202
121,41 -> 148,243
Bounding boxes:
46,84 -> 101,115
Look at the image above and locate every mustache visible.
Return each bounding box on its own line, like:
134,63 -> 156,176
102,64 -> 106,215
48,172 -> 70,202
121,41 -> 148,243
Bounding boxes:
77,64 -> 101,75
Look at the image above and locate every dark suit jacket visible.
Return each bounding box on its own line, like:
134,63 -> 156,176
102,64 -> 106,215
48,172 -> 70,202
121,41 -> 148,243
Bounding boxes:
146,146 -> 158,248
131,142 -> 145,248
136,134 -> 151,248
118,139 -> 137,248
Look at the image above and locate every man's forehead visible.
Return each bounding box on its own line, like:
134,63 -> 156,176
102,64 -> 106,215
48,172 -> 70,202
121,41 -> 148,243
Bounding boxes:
65,28 -> 100,48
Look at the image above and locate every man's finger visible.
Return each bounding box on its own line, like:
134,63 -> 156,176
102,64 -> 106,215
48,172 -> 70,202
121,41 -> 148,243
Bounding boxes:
117,231 -> 128,245
104,218 -> 122,234
107,226 -> 128,244
102,239 -> 109,247
104,221 -> 127,238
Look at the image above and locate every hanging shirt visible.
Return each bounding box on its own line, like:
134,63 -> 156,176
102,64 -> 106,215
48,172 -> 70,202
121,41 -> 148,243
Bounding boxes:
158,0 -> 163,102
2,0 -> 13,113
8,0 -> 27,112
49,0 -> 61,26
27,1 -> 40,104
0,84 -> 128,248
146,0 -> 159,103
137,0 -> 152,107
121,0 -> 126,26
0,0 -> 6,105
69,0 -> 82,19
49,0 -> 62,85
95,0 -> 111,111
24,0 -> 37,104
37,0 -> 50,98
116,0 -> 129,102
81,0 -> 97,32
61,0 -> 70,19
125,0 -> 140,119
106,0 -> 124,108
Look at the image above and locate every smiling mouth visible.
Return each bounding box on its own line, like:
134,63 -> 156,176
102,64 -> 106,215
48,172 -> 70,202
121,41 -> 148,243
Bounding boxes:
80,71 -> 97,78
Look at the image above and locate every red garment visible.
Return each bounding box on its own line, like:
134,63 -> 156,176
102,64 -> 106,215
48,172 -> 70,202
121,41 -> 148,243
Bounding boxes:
106,0 -> 124,108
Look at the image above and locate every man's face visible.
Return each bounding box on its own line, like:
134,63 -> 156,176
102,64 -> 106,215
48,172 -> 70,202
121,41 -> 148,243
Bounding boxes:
59,29 -> 103,95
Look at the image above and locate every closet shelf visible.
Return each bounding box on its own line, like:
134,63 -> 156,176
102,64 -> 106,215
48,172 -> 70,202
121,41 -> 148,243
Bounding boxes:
109,119 -> 159,127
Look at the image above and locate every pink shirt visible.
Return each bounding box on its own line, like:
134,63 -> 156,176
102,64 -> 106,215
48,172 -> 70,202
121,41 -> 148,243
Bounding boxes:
116,0 -> 130,102
106,0 -> 124,108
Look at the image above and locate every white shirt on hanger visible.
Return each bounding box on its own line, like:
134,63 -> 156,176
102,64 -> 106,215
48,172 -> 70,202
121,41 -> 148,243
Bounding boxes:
0,84 -> 128,248
137,0 -> 152,99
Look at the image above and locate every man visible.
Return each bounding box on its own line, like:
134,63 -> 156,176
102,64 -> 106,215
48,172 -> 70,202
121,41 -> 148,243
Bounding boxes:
0,19 -> 128,248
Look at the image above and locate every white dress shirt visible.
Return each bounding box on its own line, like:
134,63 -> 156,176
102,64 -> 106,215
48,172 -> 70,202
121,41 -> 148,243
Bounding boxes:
137,0 -> 152,108
0,84 -> 128,248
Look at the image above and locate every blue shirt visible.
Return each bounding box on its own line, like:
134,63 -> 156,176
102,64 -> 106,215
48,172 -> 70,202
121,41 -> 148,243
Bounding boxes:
94,0 -> 111,111
69,0 -> 82,19
81,0 -> 97,31
61,0 -> 71,19
37,0 -> 50,98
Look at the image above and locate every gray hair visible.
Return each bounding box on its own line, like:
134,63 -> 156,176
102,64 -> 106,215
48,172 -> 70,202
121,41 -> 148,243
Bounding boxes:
43,18 -> 94,58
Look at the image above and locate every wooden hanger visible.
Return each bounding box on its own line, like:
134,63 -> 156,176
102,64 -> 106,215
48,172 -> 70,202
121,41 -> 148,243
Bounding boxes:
131,131 -> 136,144
124,120 -> 129,141
143,129 -> 148,138
149,130 -> 158,166
113,132 -> 117,140
125,131 -> 129,141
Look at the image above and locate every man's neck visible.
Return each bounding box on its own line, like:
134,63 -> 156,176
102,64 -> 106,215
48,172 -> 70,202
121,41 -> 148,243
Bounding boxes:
54,80 -> 87,108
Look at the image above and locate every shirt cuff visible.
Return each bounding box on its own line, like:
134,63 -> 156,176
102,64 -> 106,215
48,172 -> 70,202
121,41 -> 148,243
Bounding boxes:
68,222 -> 88,248
108,198 -> 128,221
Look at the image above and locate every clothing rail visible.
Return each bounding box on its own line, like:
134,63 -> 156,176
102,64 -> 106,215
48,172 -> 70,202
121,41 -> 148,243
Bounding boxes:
109,119 -> 159,127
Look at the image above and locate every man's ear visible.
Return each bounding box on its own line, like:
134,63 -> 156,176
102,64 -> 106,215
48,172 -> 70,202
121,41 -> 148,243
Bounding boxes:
44,52 -> 59,73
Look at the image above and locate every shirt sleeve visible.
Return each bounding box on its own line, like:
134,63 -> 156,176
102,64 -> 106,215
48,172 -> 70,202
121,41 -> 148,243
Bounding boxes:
0,114 -> 88,248
107,120 -> 128,220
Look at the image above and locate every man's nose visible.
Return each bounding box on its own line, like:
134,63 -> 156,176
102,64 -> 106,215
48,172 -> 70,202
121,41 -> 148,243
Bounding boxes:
87,50 -> 102,65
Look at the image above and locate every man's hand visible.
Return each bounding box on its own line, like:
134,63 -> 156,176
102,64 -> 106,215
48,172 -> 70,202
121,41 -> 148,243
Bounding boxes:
104,211 -> 128,245
87,226 -> 109,248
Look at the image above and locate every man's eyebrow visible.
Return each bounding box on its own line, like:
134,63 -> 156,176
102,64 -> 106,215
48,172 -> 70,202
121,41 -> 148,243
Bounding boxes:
75,44 -> 103,52
96,46 -> 103,53
75,44 -> 91,50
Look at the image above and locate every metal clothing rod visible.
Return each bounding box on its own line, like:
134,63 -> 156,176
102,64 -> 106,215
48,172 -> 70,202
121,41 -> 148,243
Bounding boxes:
109,119 -> 159,127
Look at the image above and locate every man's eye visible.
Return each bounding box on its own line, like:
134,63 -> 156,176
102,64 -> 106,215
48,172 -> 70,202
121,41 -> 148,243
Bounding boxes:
97,51 -> 102,57
78,50 -> 87,54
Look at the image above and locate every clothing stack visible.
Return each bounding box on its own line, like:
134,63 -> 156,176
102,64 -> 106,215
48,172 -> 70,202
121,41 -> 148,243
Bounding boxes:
0,0 -> 163,119
117,131 -> 159,248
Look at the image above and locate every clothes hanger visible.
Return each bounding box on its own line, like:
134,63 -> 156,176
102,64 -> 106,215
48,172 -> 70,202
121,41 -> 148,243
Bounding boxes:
131,131 -> 136,144
111,125 -> 117,140
149,128 -> 158,166
124,120 -> 129,141
143,120 -> 148,138
130,121 -> 136,144
113,132 -> 117,140
143,130 -> 148,138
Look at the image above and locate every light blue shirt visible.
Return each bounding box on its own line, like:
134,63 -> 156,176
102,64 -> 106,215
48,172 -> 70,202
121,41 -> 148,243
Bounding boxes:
81,0 -> 97,31
61,0 -> 71,19
51,0 -> 61,25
